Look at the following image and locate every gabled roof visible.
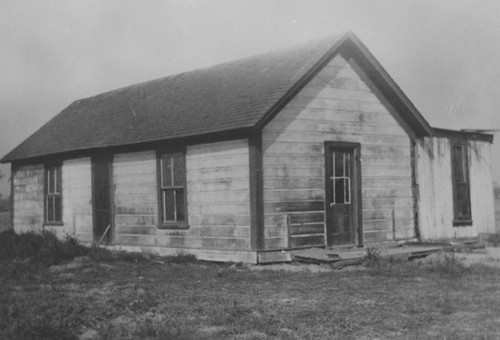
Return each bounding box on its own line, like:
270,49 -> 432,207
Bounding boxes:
2,32 -> 433,163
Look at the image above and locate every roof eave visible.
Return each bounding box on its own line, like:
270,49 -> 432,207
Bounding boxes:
1,126 -> 256,164
432,127 -> 494,143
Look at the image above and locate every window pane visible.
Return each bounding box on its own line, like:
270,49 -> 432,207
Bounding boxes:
334,152 -> 344,177
161,155 -> 173,187
173,153 -> 185,186
335,179 -> 345,204
457,183 -> 471,219
47,196 -> 54,222
329,153 -> 334,178
48,168 -> 56,194
163,190 -> 175,221
452,146 -> 465,183
176,189 -> 185,221
47,169 -> 51,194
344,153 -> 350,177
460,148 -> 468,183
345,178 -> 350,203
55,167 -> 62,193
54,195 -> 62,222
452,144 -> 472,222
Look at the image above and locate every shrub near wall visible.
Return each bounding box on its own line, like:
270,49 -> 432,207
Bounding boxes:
0,230 -> 87,265
0,197 -> 9,212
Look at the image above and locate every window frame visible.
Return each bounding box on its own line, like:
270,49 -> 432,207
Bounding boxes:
451,141 -> 472,226
44,163 -> 63,225
157,149 -> 189,229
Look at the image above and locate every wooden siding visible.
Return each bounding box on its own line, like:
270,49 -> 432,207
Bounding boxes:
112,140 -> 251,251
187,140 -> 251,250
417,137 -> 495,239
262,55 -> 415,248
62,158 -> 92,241
113,151 -> 158,244
12,164 -> 44,233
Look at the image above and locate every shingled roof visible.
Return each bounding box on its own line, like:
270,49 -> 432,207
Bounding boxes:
2,32 -> 432,163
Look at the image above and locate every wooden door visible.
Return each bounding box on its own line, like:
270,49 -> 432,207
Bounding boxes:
92,154 -> 112,244
325,143 -> 362,246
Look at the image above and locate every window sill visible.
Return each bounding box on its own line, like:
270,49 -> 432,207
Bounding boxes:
158,223 -> 190,230
43,222 -> 64,227
453,220 -> 473,227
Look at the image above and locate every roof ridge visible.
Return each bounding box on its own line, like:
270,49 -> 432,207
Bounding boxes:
74,33 -> 350,103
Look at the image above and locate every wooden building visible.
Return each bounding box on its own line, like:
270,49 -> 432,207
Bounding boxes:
1,32 -> 495,263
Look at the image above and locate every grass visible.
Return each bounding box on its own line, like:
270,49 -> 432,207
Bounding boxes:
0,211 -> 10,233
1,231 -> 500,339
0,229 -> 89,264
496,197 -> 500,234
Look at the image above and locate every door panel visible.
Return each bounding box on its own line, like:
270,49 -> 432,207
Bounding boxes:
325,143 -> 361,246
92,154 -> 112,244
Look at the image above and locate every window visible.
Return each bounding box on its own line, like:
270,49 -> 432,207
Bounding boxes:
45,165 -> 62,224
451,143 -> 472,225
159,152 -> 187,227
331,151 -> 351,204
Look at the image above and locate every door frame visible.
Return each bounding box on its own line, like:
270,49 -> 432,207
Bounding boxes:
91,153 -> 114,244
324,141 -> 363,247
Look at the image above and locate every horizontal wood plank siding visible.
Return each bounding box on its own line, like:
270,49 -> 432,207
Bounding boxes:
113,151 -> 158,236
417,137 -> 495,239
112,140 -> 251,252
187,140 -> 251,251
62,158 -> 92,241
12,164 -> 44,233
262,55 -> 415,248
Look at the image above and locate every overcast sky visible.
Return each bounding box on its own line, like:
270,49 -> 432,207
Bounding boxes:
1,0 -> 500,197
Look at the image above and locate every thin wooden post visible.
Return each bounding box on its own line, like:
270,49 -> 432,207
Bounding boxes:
286,214 -> 291,248
97,224 -> 111,246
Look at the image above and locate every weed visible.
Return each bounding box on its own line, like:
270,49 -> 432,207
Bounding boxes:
363,252 -> 472,278
87,245 -> 115,262
164,253 -> 198,264
0,229 -> 18,259
118,251 -> 152,263
363,247 -> 381,265
425,253 -> 470,276
0,229 -> 87,265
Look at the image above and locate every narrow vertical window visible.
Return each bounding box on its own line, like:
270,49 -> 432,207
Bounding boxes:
46,165 -> 62,223
331,152 -> 351,204
451,143 -> 472,225
159,152 -> 187,225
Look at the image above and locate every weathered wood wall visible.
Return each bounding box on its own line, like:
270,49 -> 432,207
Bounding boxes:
262,55 -> 415,248
112,139 -> 251,252
12,164 -> 44,233
12,159 -> 93,239
417,137 -> 495,239
61,158 -> 92,241
187,140 -> 251,250
113,151 -> 158,244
